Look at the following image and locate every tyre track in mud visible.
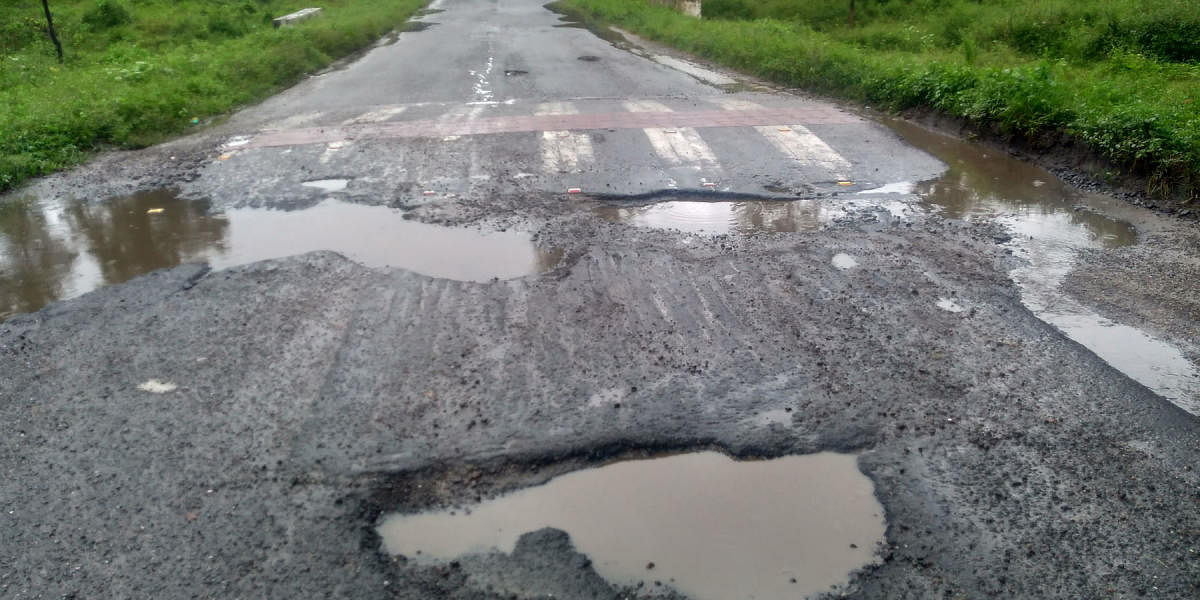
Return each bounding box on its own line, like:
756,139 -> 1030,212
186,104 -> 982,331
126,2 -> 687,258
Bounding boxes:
2,210 -> 1198,598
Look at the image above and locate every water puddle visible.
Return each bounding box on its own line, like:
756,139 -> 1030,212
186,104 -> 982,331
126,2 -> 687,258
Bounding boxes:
857,181 -> 914,195
378,451 -> 886,600
831,253 -> 859,270
0,190 -> 558,321
594,198 -> 841,235
301,178 -> 349,192
885,118 -> 1200,411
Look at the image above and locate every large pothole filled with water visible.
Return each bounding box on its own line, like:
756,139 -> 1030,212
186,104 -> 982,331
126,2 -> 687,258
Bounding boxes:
884,119 -> 1200,411
585,119 -> 1199,412
593,198 -> 842,235
0,189 -> 560,321
377,451 -> 886,600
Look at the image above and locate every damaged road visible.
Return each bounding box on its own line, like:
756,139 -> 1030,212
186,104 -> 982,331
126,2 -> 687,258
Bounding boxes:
2,0 -> 1199,598
4,214 -> 1199,598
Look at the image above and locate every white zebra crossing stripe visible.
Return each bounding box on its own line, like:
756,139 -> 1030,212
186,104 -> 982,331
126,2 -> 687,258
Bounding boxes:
757,125 -> 852,178
536,102 -> 594,174
707,97 -> 852,178
438,105 -> 488,142
263,111 -> 323,132
319,140 -> 348,165
342,105 -> 409,125
624,100 -> 722,176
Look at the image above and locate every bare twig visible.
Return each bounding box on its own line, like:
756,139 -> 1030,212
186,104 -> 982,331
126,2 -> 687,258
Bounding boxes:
41,0 -> 64,63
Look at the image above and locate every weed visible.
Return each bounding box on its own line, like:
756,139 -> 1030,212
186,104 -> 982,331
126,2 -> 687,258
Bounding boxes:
0,0 -> 424,193
81,0 -> 133,30
564,0 -> 1200,200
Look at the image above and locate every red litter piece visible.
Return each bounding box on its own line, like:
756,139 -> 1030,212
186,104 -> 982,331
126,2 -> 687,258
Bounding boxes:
567,187 -> 582,194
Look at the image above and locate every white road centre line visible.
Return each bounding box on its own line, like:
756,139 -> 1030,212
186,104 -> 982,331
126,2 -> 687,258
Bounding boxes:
536,102 -> 594,174
623,100 -> 720,171
708,97 -> 852,178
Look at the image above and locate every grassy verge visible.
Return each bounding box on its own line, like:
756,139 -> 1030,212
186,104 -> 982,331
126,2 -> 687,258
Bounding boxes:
559,0 -> 1200,202
0,0 -> 425,193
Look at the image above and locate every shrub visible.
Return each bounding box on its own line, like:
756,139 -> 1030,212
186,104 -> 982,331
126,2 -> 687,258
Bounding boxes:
0,16 -> 46,53
702,0 -> 753,21
82,0 -> 134,30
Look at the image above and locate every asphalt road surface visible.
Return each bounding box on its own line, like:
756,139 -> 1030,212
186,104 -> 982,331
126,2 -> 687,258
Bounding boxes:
2,0 -> 1198,598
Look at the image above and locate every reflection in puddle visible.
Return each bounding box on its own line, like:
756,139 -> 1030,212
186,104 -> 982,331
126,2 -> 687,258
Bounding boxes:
890,119 -> 1138,248
301,178 -> 349,192
888,119 -> 1199,411
832,252 -> 859,270
0,192 -> 226,321
594,199 -> 840,235
0,190 -> 558,321
857,181 -> 914,195
379,451 -> 885,600
1004,215 -> 1200,411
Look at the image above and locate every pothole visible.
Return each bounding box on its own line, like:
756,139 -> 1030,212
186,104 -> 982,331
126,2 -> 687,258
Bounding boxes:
0,190 -> 560,321
503,69 -> 528,77
577,55 -> 601,62
886,118 -> 1200,411
594,198 -> 842,235
377,451 -> 886,600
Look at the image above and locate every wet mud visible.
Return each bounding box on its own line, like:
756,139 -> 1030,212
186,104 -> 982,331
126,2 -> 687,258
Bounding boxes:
399,21 -> 437,33
546,0 -> 635,49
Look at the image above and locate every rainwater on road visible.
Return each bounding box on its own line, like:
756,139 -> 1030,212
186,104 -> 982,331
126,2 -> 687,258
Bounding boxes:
0,189 -> 559,321
885,119 -> 1200,412
593,117 -> 1198,413
593,197 -> 842,235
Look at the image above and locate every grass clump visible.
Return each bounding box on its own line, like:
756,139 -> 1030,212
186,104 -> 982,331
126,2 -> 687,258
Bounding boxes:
0,0 -> 425,193
563,0 -> 1200,201
81,0 -> 133,30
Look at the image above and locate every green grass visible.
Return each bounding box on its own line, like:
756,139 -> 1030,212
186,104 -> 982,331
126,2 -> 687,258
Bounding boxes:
0,0 -> 425,193
560,0 -> 1200,201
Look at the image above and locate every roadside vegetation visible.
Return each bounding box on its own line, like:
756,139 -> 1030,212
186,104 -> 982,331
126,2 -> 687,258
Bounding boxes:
560,0 -> 1200,202
0,0 -> 423,193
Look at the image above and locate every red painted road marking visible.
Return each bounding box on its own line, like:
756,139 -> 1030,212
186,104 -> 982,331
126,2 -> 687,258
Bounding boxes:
246,108 -> 860,149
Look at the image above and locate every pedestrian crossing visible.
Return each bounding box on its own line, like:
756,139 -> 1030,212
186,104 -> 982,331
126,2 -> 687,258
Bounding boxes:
706,97 -> 852,179
622,99 -> 724,190
536,102 -> 595,174
234,96 -> 879,194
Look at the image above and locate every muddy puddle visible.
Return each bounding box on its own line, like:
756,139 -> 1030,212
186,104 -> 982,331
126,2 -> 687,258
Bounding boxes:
884,119 -> 1200,412
0,190 -> 558,321
378,451 -> 886,600
594,198 -> 842,235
